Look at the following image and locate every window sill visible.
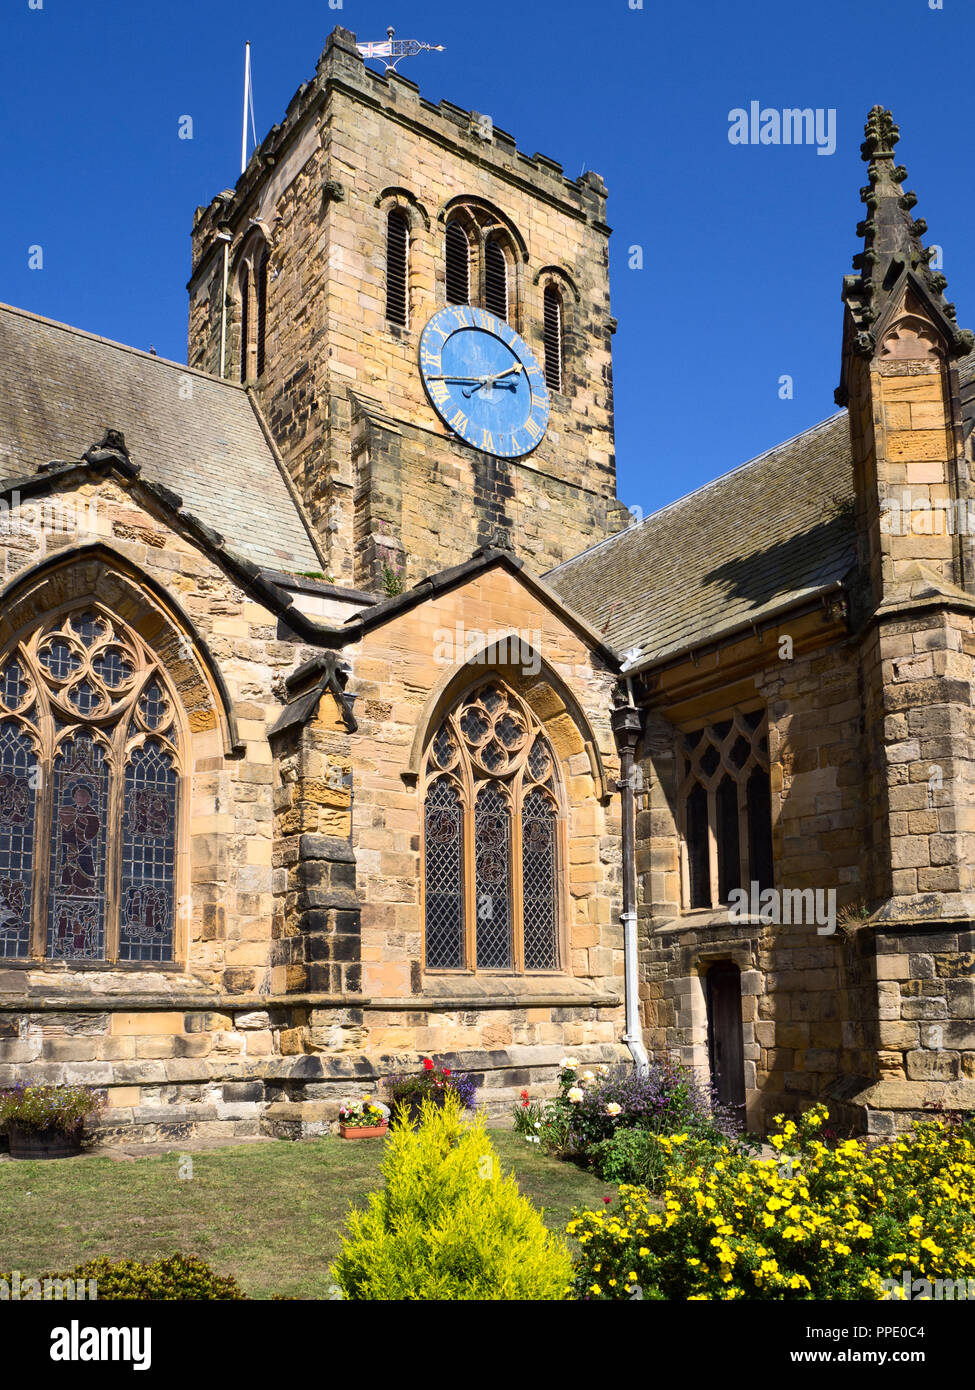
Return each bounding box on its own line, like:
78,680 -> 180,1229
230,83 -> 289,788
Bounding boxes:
387,974 -> 620,1012
651,907 -> 766,937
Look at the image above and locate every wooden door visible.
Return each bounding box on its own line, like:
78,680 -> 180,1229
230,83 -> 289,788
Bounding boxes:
706,962 -> 746,1121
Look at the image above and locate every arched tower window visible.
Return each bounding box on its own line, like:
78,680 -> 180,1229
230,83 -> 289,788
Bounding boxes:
484,240 -> 509,322
238,265 -> 250,385
445,221 -> 471,307
422,679 -> 561,973
0,607 -> 183,963
255,246 -> 269,377
237,232 -> 269,383
386,207 -> 410,327
543,285 -> 564,393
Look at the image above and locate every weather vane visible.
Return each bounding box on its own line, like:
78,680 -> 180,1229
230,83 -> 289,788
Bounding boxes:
356,26 -> 445,73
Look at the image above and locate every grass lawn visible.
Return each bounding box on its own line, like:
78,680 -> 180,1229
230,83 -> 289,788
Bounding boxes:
0,1131 -> 612,1299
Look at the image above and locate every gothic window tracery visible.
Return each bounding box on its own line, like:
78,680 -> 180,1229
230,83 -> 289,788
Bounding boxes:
678,709 -> 773,910
0,607 -> 182,963
423,680 -> 561,972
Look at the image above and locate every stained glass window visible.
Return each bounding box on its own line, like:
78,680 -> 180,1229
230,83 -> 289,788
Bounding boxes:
424,779 -> 464,969
0,660 -> 30,712
423,681 -> 562,974
475,785 -> 512,969
0,723 -> 38,959
120,742 -> 177,962
47,734 -> 109,960
0,607 -> 182,963
521,788 -> 558,970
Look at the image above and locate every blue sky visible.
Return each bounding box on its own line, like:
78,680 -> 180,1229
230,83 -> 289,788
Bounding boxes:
2,0 -> 970,519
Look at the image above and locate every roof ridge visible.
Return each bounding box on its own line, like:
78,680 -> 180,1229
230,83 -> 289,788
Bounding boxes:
549,408 -> 848,576
0,300 -> 245,391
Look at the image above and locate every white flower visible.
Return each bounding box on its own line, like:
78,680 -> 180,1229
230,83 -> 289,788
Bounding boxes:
568,1086 -> 584,1103
597,1065 -> 610,1076
580,1070 -> 596,1084
526,1135 -> 541,1144
606,1102 -> 622,1117
560,1056 -> 579,1071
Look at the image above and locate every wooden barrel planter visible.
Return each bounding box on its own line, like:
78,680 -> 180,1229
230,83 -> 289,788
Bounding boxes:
7,1123 -> 83,1160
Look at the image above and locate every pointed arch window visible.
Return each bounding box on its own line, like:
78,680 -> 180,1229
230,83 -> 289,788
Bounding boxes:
386,207 -> 410,327
238,235 -> 269,382
422,680 -> 562,973
0,607 -> 182,963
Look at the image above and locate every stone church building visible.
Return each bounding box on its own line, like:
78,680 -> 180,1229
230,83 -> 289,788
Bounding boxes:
0,28 -> 972,1141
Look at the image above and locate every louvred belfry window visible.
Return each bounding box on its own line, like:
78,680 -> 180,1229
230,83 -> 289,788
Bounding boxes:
0,608 -> 182,963
544,285 -> 564,393
422,681 -> 562,973
445,221 -> 471,306
385,207 -> 410,327
484,240 -> 509,322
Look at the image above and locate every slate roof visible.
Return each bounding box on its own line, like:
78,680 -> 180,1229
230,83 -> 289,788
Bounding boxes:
547,412 -> 859,667
549,347 -> 975,667
0,303 -> 322,574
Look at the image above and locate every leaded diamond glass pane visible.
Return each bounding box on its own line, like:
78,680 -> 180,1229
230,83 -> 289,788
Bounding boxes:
527,736 -> 552,784
522,787 -> 558,970
424,779 -> 464,969
48,734 -> 108,960
432,723 -> 457,770
481,739 -> 507,772
0,722 -> 37,958
119,742 -> 177,962
496,713 -> 526,751
459,706 -> 490,745
0,660 -> 30,712
480,686 -> 506,715
475,784 -> 511,969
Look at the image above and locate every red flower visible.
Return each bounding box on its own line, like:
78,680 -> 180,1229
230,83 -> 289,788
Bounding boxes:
423,1058 -> 434,1071
441,1067 -> 451,1077
603,1196 -> 612,1204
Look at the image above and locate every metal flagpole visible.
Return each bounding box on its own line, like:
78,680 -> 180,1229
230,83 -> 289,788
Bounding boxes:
241,41 -> 251,174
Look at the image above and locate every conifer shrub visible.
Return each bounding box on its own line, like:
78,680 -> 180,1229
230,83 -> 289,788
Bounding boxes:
0,1254 -> 245,1299
332,1092 -> 573,1300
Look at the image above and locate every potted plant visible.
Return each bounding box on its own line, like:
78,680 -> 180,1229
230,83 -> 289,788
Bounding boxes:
0,1082 -> 104,1159
382,1058 -> 479,1128
338,1098 -> 389,1139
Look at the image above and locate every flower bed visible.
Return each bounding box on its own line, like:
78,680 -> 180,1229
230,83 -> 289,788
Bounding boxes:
569,1104 -> 975,1300
514,1057 -> 746,1187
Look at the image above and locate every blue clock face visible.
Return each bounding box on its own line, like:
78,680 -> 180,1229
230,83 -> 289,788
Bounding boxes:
419,306 -> 550,458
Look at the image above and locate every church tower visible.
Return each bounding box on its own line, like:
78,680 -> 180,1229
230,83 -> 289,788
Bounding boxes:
187,27 -> 625,591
